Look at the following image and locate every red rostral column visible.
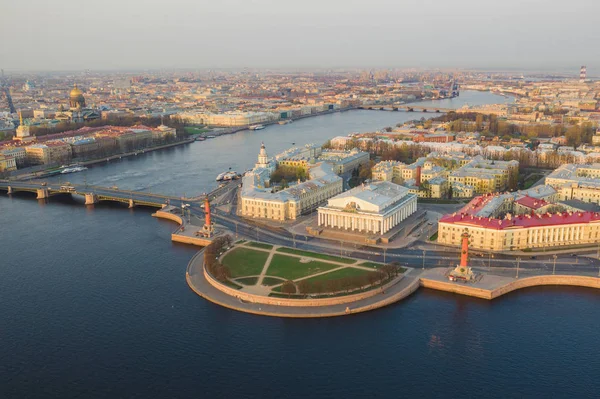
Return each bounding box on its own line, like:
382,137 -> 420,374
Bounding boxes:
460,231 -> 469,267
204,197 -> 211,227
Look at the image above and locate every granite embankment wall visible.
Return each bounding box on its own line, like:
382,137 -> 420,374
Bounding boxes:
490,275 -> 600,299
152,210 -> 183,225
421,275 -> 600,300
153,210 -> 213,246
203,267 -> 405,307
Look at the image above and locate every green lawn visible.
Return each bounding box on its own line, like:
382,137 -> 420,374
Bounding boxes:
235,277 -> 259,286
266,254 -> 340,280
301,267 -> 380,283
247,242 -> 273,250
261,277 -> 285,286
221,248 -> 269,278
184,126 -> 211,135
429,232 -> 439,241
276,247 -> 356,264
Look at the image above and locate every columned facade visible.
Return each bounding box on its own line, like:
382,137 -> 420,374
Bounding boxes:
318,191 -> 417,235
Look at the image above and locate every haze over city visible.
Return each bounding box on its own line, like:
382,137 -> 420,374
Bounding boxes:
3,0 -> 599,72
3,1 -> 600,398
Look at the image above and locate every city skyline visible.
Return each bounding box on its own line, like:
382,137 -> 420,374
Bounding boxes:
3,0 -> 599,72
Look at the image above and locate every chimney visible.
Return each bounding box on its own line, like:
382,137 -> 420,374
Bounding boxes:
416,165 -> 422,187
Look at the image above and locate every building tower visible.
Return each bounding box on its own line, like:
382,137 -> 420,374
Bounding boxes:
258,142 -> 268,165
69,84 -> 86,109
580,66 -> 587,83
14,111 -> 32,141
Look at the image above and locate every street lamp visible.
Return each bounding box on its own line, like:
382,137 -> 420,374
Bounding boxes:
292,232 -> 296,248
234,221 -> 239,239
422,250 -> 426,270
340,240 -> 343,257
383,247 -> 387,265
516,257 -> 521,279
552,254 -> 557,275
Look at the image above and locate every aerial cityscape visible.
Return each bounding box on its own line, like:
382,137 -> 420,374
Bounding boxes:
2,1 -> 600,398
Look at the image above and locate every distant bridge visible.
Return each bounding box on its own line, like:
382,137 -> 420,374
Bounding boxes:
357,105 -> 456,113
0,180 -> 229,208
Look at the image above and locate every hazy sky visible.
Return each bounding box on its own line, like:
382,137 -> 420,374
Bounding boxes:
2,0 -> 599,72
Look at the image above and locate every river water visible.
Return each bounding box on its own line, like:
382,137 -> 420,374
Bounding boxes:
2,91 -> 599,399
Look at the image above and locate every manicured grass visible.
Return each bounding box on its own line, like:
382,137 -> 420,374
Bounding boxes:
429,232 -> 439,241
221,247 -> 269,278
266,254 -> 339,280
301,267 -> 379,283
276,247 -> 356,264
184,126 -> 211,134
247,242 -> 273,250
261,277 -> 285,286
236,277 -> 259,286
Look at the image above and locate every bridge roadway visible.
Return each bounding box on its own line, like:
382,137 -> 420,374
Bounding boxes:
3,178 -> 600,275
358,105 -> 455,113
0,179 -> 234,208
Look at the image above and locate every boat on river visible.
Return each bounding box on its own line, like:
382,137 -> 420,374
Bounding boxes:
60,165 -> 88,174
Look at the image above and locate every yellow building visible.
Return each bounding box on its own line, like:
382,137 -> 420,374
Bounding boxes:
240,144 -> 343,221
438,193 -> 600,251
0,154 -> 17,172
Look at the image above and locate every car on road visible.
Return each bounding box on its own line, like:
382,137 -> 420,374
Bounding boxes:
530,256 -> 537,260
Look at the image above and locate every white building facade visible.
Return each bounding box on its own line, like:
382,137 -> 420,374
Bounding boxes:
317,181 -> 417,235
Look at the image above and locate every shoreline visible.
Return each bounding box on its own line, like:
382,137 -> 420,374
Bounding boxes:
10,138 -> 195,181
186,249 -> 600,317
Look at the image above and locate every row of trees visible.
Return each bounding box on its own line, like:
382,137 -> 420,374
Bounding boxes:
270,165 -> 307,185
281,264 -> 404,297
348,161 -> 375,187
433,111 -> 597,142
204,235 -> 234,283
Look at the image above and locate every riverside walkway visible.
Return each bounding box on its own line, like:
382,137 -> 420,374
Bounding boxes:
186,250 -> 422,318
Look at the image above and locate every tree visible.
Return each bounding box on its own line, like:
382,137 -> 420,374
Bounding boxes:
475,114 -> 484,131
281,280 -> 296,297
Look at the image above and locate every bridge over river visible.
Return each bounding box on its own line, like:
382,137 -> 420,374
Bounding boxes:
357,105 -> 455,113
0,179 -> 230,208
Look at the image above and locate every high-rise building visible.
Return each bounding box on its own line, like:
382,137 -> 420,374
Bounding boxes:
580,66 -> 587,83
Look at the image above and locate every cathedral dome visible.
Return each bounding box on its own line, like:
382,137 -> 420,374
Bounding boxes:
70,84 -> 83,98
69,84 -> 86,109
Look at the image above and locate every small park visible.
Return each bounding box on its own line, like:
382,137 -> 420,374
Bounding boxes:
203,236 -> 406,299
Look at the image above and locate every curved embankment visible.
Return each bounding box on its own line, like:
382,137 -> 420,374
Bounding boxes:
490,275 -> 600,299
185,249 -> 420,318
420,269 -> 600,300
152,209 -> 183,225
185,253 -> 600,317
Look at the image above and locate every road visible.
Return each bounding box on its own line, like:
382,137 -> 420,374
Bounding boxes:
4,178 -> 600,276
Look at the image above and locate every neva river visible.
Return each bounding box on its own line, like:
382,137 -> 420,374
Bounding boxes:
2,91 -> 600,398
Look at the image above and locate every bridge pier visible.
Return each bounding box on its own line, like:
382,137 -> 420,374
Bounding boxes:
128,199 -> 135,208
85,193 -> 98,205
7,186 -> 12,194
36,188 -> 49,200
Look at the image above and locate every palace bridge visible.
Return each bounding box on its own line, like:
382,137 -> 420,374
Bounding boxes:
0,179 -> 229,209
357,104 -> 456,113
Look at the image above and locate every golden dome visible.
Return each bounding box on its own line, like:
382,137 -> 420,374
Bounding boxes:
70,84 -> 83,98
